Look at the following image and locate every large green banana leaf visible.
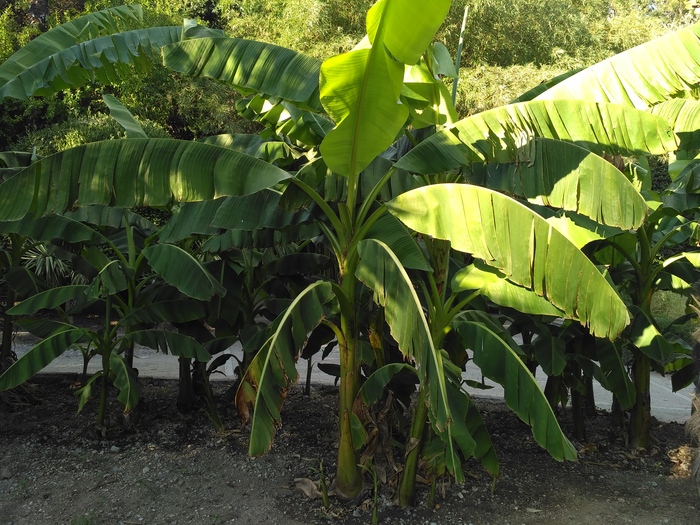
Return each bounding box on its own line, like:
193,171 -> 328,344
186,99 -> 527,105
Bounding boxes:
3,266 -> 49,298
649,99 -> 700,154
0,215 -> 109,245
212,190 -> 316,230
367,0 -> 450,66
364,213 -> 431,271
110,354 -> 141,412
120,299 -> 208,326
452,310 -> 576,461
0,151 -> 37,180
0,24 -> 222,102
236,281 -> 337,456
396,100 -> 676,173
595,339 -> 635,409
387,184 -> 630,339
319,39 -> 407,178
535,23 -> 700,109
200,224 -> 322,252
200,132 -> 299,162
16,318 -> 81,339
452,262 -> 564,317
102,94 -> 147,138
143,244 -> 226,301
629,309 -> 678,365
470,137 -> 649,230
7,285 -> 90,315
0,139 -> 291,221
532,334 -> 567,377
355,238 -> 473,481
511,68 -> 584,103
162,38 -> 323,112
159,190 -> 317,242
86,260 -> 128,299
0,4 -> 143,95
0,328 -> 88,391
319,0 -> 449,178
158,199 -> 223,242
65,205 -> 157,233
532,208 -> 626,250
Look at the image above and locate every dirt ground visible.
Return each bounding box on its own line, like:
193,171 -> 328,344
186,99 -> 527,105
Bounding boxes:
1,375 -> 698,525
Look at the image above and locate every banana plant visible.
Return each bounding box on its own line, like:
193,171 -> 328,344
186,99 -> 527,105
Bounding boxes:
587,195 -> 700,447
522,22 -> 700,448
216,2 -> 674,499
0,212 -> 106,361
0,208 -> 226,430
355,236 -> 578,504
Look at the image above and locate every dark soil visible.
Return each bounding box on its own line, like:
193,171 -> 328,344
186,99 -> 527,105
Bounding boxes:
0,375 -> 698,525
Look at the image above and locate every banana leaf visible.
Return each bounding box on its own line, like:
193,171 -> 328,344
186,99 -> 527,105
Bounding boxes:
0,4 -> 143,95
364,212 -> 431,271
163,38 -> 323,112
355,238 -> 473,481
120,299 -> 209,326
201,224 -> 321,252
102,94 -> 147,138
7,285 -> 90,315
649,99 -> 700,155
629,309 -> 678,365
452,310 -> 576,461
535,23 -> 700,109
396,100 -> 676,173
0,328 -> 88,390
86,260 -> 128,299
123,330 -> 211,361
0,139 -> 291,221
387,184 -> 629,339
65,205 -> 158,233
471,137 -> 649,230
595,339 -> 635,409
0,24 -> 220,101
452,262 -> 564,317
511,68 -> 584,103
319,0 -> 449,178
235,281 -> 337,456
143,244 -> 226,301
0,215 -> 109,244
110,354 -> 141,412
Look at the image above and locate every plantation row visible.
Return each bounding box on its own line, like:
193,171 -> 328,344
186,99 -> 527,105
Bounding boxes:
0,0 -> 699,505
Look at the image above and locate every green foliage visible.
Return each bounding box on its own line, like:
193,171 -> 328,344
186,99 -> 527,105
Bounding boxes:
0,4 -> 40,64
440,0 -> 698,70
12,113 -> 168,155
653,289 -> 699,341
453,63 -> 572,117
440,0 -> 608,67
217,0 -> 373,57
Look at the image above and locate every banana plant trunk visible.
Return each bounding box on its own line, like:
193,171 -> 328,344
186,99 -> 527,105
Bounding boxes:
571,361 -> 586,441
398,386 -> 428,507
97,352 -> 110,428
629,229 -> 654,450
1,234 -> 23,361
629,348 -> 651,449
398,238 -> 451,506
1,287 -> 15,361
335,266 -> 363,499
